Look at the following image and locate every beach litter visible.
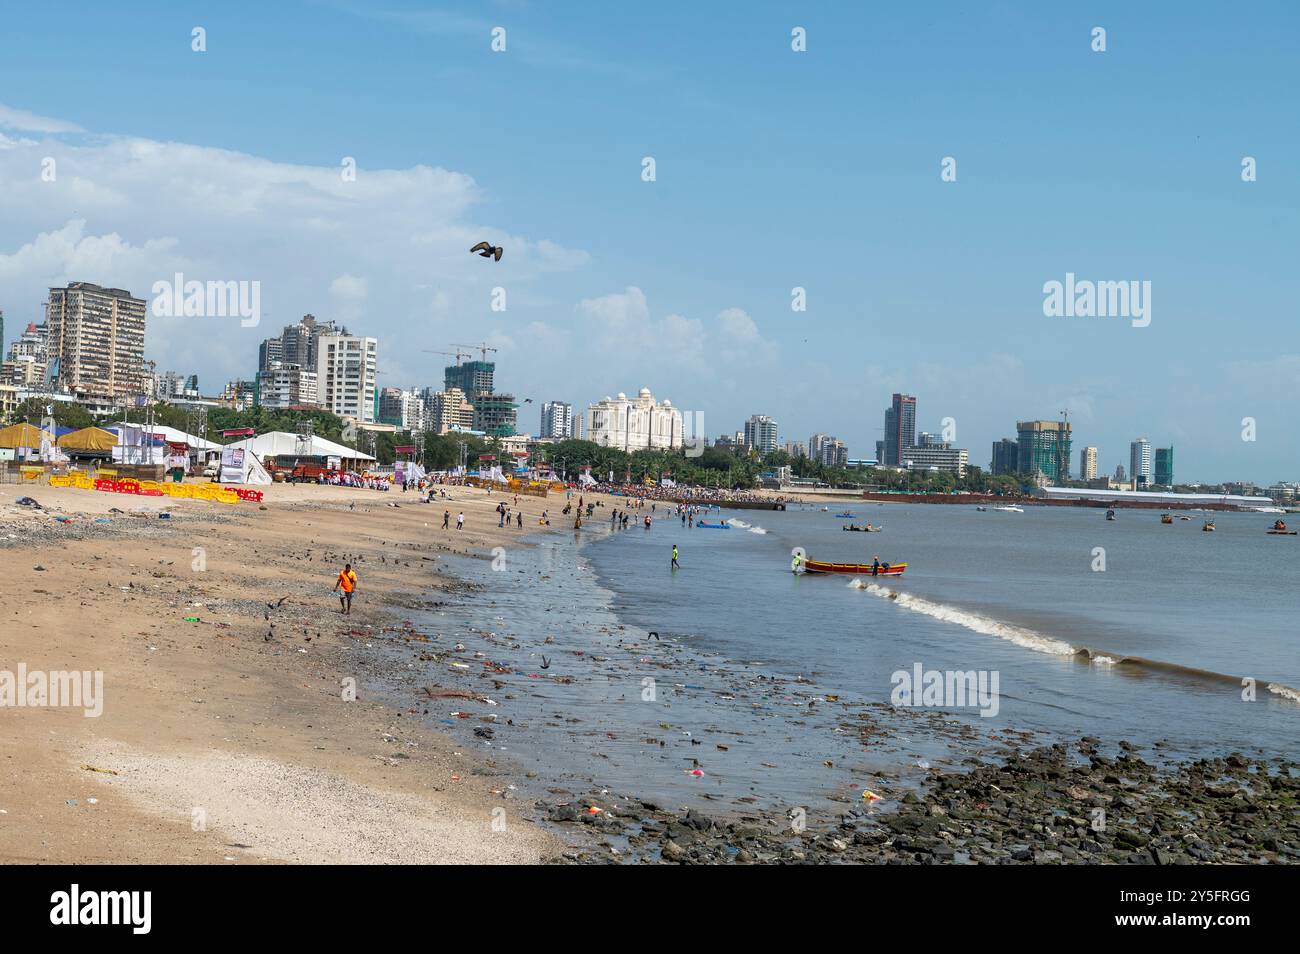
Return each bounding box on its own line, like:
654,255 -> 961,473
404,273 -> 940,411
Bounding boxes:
80,764 -> 120,775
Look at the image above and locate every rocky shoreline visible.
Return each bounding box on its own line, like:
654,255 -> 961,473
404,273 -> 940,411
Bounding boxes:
543,742 -> 1299,864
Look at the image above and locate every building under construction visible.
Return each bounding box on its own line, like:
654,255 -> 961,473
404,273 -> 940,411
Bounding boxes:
1016,419 -> 1072,483
443,360 -> 516,437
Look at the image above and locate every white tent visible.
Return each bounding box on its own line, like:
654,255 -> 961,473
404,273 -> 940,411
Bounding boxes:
109,423 -> 224,466
223,431 -> 376,465
217,445 -> 273,485
578,472 -> 597,488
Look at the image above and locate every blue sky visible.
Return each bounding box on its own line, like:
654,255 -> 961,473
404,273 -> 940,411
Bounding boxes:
1,1 -> 1297,483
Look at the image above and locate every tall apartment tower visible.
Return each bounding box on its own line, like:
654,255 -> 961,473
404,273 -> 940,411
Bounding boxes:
1130,438 -> 1152,487
1081,446 -> 1099,480
540,400 -> 574,439
44,282 -> 148,399
743,414 -> 779,454
316,334 -> 378,423
883,393 -> 917,466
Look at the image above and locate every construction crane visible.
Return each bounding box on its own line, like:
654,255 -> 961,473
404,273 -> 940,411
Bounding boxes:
423,349 -> 472,366
452,342 -> 498,364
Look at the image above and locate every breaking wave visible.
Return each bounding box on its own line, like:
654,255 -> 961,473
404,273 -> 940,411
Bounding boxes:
849,579 -> 1300,704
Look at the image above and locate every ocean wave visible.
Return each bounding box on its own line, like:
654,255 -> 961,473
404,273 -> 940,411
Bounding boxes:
849,580 -> 1300,704
848,580 -> 1076,655
1268,683 -> 1300,704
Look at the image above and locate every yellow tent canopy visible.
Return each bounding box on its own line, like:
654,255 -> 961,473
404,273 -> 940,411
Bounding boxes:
0,422 -> 53,449
57,426 -> 119,452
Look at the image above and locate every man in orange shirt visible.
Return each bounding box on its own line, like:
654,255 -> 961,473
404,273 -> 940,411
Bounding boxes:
334,563 -> 357,615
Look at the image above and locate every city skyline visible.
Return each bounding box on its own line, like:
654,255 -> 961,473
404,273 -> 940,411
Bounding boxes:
1,3 -> 1297,483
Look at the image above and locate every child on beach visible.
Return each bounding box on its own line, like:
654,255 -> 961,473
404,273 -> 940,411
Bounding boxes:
334,563 -> 357,615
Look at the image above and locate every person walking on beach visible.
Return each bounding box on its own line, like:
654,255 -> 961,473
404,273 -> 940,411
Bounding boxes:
516,510 -> 523,528
671,545 -> 680,569
457,511 -> 465,531
442,509 -> 450,529
335,563 -> 357,615
497,501 -> 506,527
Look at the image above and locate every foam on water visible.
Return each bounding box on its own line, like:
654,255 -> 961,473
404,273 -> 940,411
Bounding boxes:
727,518 -> 768,534
849,579 -> 1077,656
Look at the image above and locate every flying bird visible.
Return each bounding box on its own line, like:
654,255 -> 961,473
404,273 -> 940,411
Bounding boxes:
470,241 -> 503,262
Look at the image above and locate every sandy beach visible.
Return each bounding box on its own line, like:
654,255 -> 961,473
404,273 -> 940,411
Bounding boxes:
0,478 -> 584,864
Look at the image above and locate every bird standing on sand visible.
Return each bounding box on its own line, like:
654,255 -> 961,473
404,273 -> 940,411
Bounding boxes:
470,241 -> 503,261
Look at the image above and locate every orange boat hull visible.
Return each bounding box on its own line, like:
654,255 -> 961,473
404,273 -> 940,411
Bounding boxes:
802,560 -> 907,576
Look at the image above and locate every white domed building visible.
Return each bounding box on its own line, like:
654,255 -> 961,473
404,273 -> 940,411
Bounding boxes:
584,387 -> 684,451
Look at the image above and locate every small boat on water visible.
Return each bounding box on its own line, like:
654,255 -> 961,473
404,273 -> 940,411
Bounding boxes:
993,505 -> 1023,513
1105,509 -> 1116,521
1266,530 -> 1297,535
1161,514 -> 1174,524
835,512 -> 856,518
976,505 -> 988,512
800,559 -> 907,576
1178,515 -> 1191,521
1202,520 -> 1216,532
842,524 -> 883,532
696,521 -> 729,529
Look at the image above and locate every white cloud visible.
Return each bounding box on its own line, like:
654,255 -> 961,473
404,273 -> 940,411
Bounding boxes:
0,103 -> 84,134
0,111 -> 589,383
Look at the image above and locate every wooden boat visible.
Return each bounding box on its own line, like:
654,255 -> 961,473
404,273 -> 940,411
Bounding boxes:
1266,530 -> 1297,536
842,525 -> 883,532
800,559 -> 907,576
1202,521 -> 1215,532
1161,514 -> 1174,524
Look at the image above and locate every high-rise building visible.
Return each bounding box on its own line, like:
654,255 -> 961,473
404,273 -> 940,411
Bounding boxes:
316,335 -> 377,422
44,282 -> 148,398
784,440 -> 807,458
1154,446 -> 1174,486
259,315 -> 345,373
585,388 -> 683,450
991,438 -> 1019,476
443,360 -> 515,436
1130,438 -> 1152,488
256,362 -> 318,409
379,387 -> 427,431
1115,463 -> 1127,482
1016,420 -> 1072,483
426,387 -> 475,434
883,393 -> 917,466
2,322 -> 51,387
444,360 -> 495,398
540,400 -> 574,439
743,414 -> 779,454
1081,446 -> 1099,480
